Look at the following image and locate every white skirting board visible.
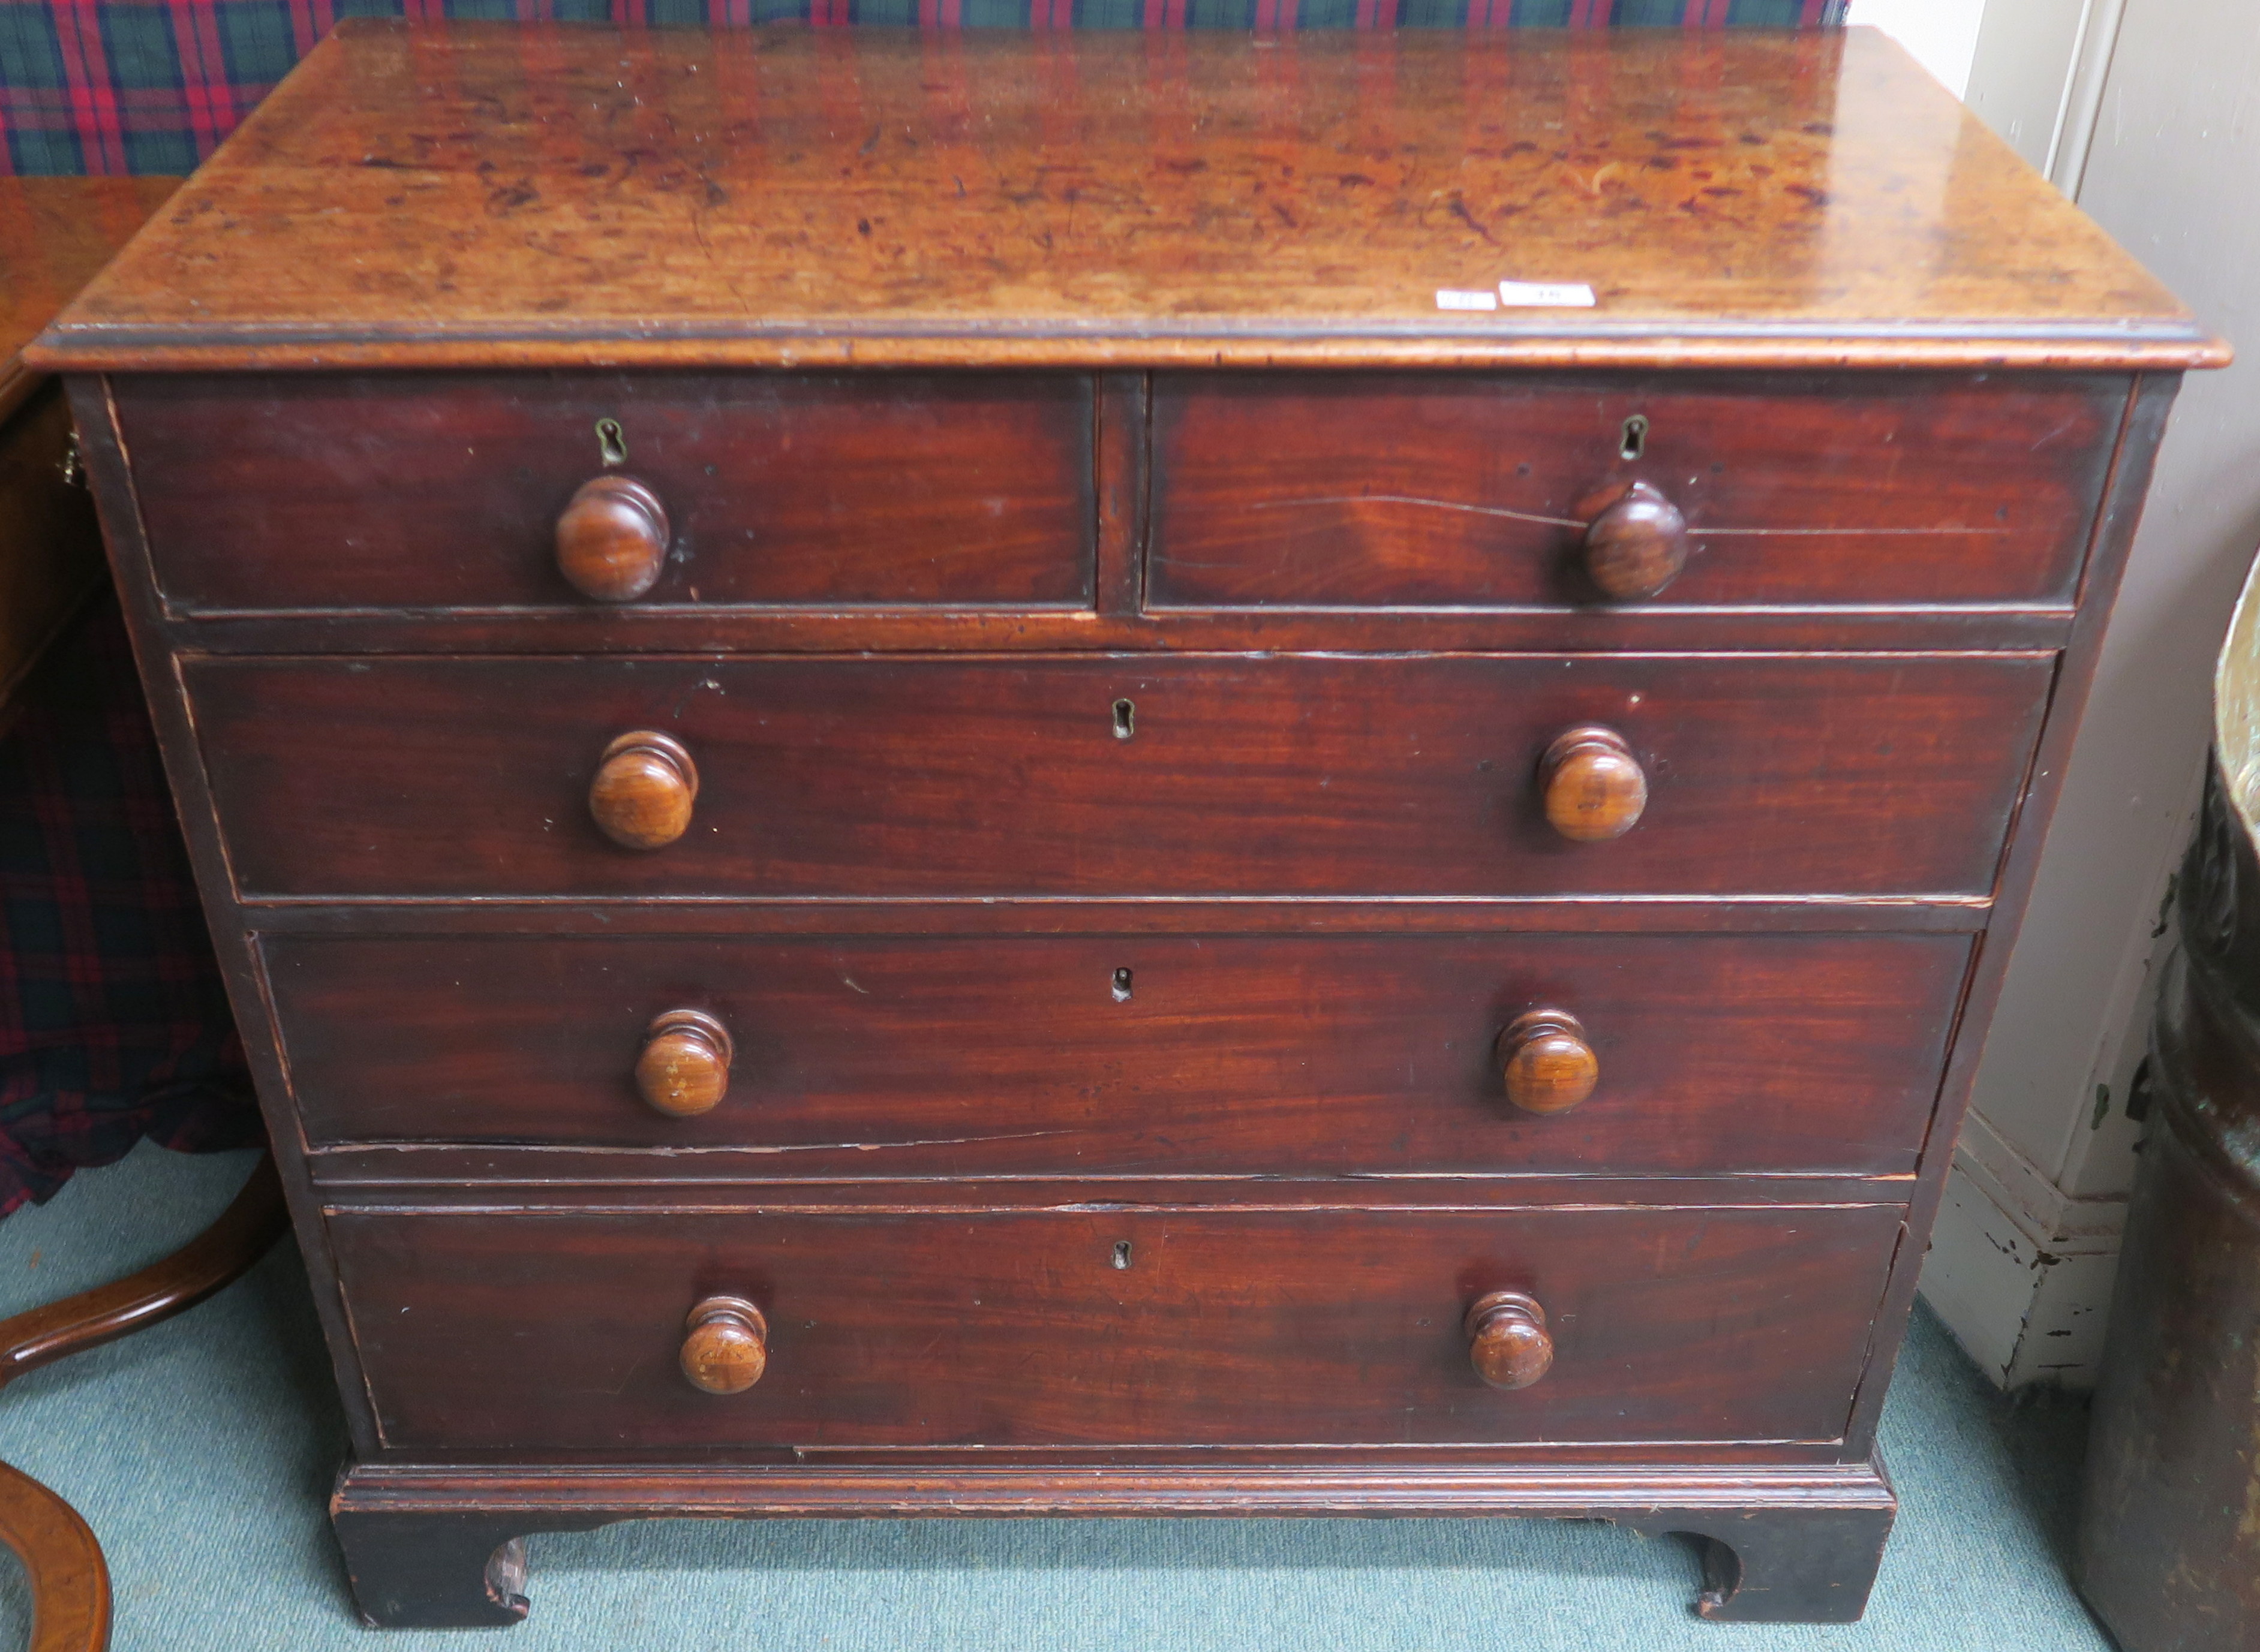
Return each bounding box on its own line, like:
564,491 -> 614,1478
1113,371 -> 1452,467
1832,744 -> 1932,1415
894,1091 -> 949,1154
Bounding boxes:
1918,1112 -> 2133,1392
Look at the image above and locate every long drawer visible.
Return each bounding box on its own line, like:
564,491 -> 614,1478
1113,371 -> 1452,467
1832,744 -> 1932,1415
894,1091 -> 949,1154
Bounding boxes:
188,654 -> 2050,899
115,372 -> 1096,612
271,932 -> 1968,1176
329,1203 -> 1903,1452
1150,372 -> 2123,610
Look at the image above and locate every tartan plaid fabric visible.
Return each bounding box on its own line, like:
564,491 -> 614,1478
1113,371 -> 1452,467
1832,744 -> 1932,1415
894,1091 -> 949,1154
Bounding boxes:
1,0 -> 1847,175
0,595 -> 259,1217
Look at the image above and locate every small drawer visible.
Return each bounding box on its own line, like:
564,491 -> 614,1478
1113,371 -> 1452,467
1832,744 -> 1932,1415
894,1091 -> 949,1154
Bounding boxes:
329,1202 -> 1903,1452
1149,372 -> 2124,610
188,652 -> 2049,899
272,932 -> 1969,1177
114,372 -> 1094,613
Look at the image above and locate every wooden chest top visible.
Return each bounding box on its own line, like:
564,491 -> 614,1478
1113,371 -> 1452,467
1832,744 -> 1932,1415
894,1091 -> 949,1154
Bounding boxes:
38,20 -> 2229,1627
28,21 -> 2224,375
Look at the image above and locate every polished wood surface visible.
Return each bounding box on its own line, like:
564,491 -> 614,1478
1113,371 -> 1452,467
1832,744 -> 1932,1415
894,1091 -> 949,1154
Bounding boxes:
0,1157 -> 286,1389
587,730 -> 699,851
327,1202 -> 1901,1451
328,1458 -> 1901,1629
0,176 -> 180,423
265,931 -> 1968,1177
190,654 -> 2049,899
1582,483 -> 1687,604
1152,372 -> 2123,612
115,372 -> 1093,613
1538,726 -> 1650,844
0,1461 -> 109,1652
633,1009 -> 734,1120
28,26 -> 2222,375
50,22 -> 2217,1632
554,476 -> 670,604
1465,1290 -> 1555,1391
1496,1010 -> 1600,1117
678,1296 -> 768,1396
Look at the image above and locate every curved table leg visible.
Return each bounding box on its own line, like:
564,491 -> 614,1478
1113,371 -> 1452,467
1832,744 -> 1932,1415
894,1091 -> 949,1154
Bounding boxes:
0,1154 -> 287,1391
0,1460 -> 110,1652
0,1153 -> 287,1652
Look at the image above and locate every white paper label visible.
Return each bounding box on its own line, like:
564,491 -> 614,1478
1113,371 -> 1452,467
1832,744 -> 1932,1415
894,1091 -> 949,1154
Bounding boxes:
1497,280 -> 1597,308
1435,288 -> 1499,312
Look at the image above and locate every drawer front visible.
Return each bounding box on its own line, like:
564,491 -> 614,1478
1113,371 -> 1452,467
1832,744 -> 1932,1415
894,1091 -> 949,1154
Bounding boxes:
330,1204 -> 1902,1451
116,373 -> 1094,612
1150,372 -> 2123,610
272,932 -> 1968,1176
190,654 -> 2049,899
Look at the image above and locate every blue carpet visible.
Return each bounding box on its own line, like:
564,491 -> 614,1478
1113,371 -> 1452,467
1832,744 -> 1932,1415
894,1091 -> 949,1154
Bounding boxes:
0,1144 -> 2113,1650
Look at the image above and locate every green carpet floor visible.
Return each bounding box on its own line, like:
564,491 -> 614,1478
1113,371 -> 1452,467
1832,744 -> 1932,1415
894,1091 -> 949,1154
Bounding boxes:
0,1144 -> 2114,1650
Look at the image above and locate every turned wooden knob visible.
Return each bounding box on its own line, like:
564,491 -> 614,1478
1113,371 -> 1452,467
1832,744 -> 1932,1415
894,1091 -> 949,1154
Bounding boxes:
1498,1009 -> 1598,1115
635,1009 -> 734,1118
1582,480 -> 1687,601
1466,1290 -> 1553,1391
1538,726 -> 1648,842
555,476 -> 671,602
588,730 -> 698,850
680,1296 -> 767,1394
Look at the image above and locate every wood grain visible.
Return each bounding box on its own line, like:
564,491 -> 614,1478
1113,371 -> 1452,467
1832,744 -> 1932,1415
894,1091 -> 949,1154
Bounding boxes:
1465,1290 -> 1555,1391
327,1202 -> 1903,1452
633,1009 -> 734,1120
1581,482 -> 1688,603
678,1296 -> 768,1396
554,476 -> 671,604
0,175 -> 179,423
0,1462 -> 109,1652
115,372 -> 1093,614
1496,1009 -> 1601,1117
35,22 -> 2217,1630
586,730 -> 699,852
1538,726 -> 1649,843
1150,372 -> 2123,611
186,654 -> 2052,900
326,1456 -> 1898,1627
263,931 -> 1969,1177
28,27 -> 2222,374
1837,375 -> 2183,1457
122,601 -> 2090,659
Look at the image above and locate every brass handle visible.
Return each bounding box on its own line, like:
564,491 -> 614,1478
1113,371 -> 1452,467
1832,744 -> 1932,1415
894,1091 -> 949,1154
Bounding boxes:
588,730 -> 699,851
1582,480 -> 1687,601
1498,1009 -> 1598,1115
555,475 -> 671,602
1466,1290 -> 1553,1391
680,1295 -> 768,1395
1538,726 -> 1648,843
636,1009 -> 734,1118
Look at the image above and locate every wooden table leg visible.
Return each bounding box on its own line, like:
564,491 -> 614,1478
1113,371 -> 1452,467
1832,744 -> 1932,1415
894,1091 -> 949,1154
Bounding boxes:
0,1153 -> 287,1652
0,1461 -> 110,1652
0,1156 -> 285,1391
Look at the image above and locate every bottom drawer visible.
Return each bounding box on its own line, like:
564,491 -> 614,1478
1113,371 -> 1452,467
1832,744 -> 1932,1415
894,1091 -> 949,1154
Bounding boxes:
330,1203 -> 1902,1452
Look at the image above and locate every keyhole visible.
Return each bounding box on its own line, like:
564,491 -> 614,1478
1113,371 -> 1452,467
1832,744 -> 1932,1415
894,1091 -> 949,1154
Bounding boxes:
1619,414 -> 1649,462
1112,699 -> 1136,739
1111,967 -> 1134,1002
596,418 -> 629,466
1111,1241 -> 1133,1270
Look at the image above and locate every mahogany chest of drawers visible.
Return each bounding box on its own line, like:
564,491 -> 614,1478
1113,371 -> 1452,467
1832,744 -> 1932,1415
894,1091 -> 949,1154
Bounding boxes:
31,20 -> 2223,1628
